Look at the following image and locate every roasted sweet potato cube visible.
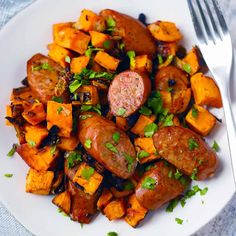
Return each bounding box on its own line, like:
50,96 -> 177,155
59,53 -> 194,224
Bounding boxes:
72,85 -> 99,105
134,137 -> 159,164
58,136 -> 80,151
131,114 -> 156,136
125,194 -> 148,227
74,9 -> 106,32
186,105 -> 216,136
133,55 -> 152,73
157,41 -> 178,57
103,199 -> 126,220
89,31 -> 111,48
53,23 -> 90,54
97,188 -> 113,210
73,163 -> 103,195
94,51 -> 120,71
115,117 -> 129,131
191,73 -> 222,108
183,47 -> 200,75
26,168 -> 54,195
52,191 -> 71,214
10,87 -> 37,105
70,56 -> 90,74
25,125 -> 48,147
46,101 -> 72,138
22,102 -> 46,125
148,21 -> 182,42
17,144 -> 59,171
5,105 -> 13,126
47,43 -> 73,68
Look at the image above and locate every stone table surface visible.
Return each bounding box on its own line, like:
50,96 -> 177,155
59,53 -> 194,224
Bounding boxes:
0,0 -> 236,235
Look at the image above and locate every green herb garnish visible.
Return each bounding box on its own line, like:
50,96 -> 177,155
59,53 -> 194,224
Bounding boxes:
67,151 -> 82,168
112,132 -> 120,144
79,114 -> 93,120
183,63 -> 191,74
117,107 -> 126,116
144,123 -> 158,138
107,232 -> 118,236
212,140 -> 220,152
105,142 -> 118,154
57,208 -> 69,217
32,63 -> 53,71
57,106 -> 63,114
163,114 -> 174,127
85,139 -> 92,149
85,46 -> 103,57
103,40 -> 112,49
124,180 -> 135,191
141,176 -> 156,190
69,80 -> 83,93
168,170 -> 173,178
175,218 -> 183,225
50,145 -> 57,155
7,144 -> 17,157
190,168 -> 198,180
28,140 -> 36,147
137,150 -> 150,159
147,91 -> 163,116
200,187 -> 208,196
81,167 -> 95,180
188,138 -> 199,151
81,104 -> 102,115
192,106 -> 198,118
52,96 -> 63,103
139,106 -> 152,116
123,152 -> 135,172
174,169 -> 183,180
166,198 -> 179,212
157,54 -> 163,65
4,174 -> 13,178
65,56 -> 71,63
127,51 -> 136,68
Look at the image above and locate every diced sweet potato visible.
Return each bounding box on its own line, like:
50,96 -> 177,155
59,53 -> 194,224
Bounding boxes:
58,136 -> 80,151
89,31 -> 111,48
103,199 -> 126,220
22,102 -> 46,125
5,105 -> 13,126
52,191 -> 71,214
53,23 -> 90,54
70,56 -> 90,74
115,117 -> 129,131
97,188 -> 113,210
47,43 -> 73,68
191,73 -> 222,108
186,105 -> 216,136
157,41 -> 178,57
25,125 -> 48,147
131,114 -> 156,136
46,101 -> 72,138
148,21 -> 182,42
74,9 -> 106,32
134,137 -> 159,164
124,194 -> 148,227
183,47 -> 200,75
71,85 -> 99,105
17,144 -> 59,171
133,55 -> 152,73
94,51 -> 120,71
10,87 -> 37,105
73,163 -> 103,195
26,168 -> 54,195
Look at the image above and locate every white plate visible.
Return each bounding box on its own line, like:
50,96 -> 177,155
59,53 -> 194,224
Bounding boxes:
0,0 -> 235,235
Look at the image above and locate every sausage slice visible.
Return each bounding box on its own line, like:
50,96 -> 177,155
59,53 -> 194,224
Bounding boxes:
153,126 -> 218,180
78,113 -> 137,179
135,161 -> 186,210
108,71 -> 151,117
27,53 -> 69,104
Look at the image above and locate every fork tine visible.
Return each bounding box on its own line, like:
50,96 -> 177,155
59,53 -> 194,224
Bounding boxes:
187,0 -> 207,44
195,0 -> 215,43
211,0 -> 228,35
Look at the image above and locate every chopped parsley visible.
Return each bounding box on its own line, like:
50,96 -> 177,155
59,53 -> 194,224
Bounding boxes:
85,46 -> 103,57
145,164 -> 156,171
123,152 -> 135,172
183,62 -> 191,74
32,63 -> 53,71
107,232 -> 118,236
117,107 -> 126,116
124,180 -> 135,190
163,114 -> 174,127
65,56 -> 71,63
106,17 -> 116,31
139,106 -> 152,116
141,176 -> 156,190
168,170 -> 173,178
127,51 -> 136,68
81,167 -> 95,180
66,151 -> 82,168
50,145 -> 57,155
105,142 -> 118,154
192,106 -> 198,118
57,106 -> 63,114
166,198 -> 179,212
174,169 -> 183,180
147,91 -> 163,116
81,104 -> 102,115
188,138 -> 199,151
112,132 -> 120,144
69,80 -> 83,93
57,208 -> 69,217
7,144 -> 17,157
79,114 -> 93,120
137,150 -> 150,159
28,140 -> 36,147
157,54 -> 163,65
144,123 -> 158,137
119,42 -> 125,50
85,139 -> 92,149
200,187 -> 208,196
52,96 -> 63,103
212,140 -> 220,152
190,168 -> 198,180
103,40 -> 112,49
175,218 -> 183,225
4,173 -> 13,178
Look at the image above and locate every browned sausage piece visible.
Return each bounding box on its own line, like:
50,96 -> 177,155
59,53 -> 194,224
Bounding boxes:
67,180 -> 100,224
108,71 -> 151,117
27,53 -> 69,104
155,65 -> 189,91
100,9 -> 156,58
78,113 -> 137,179
153,126 -> 218,180
135,161 -> 186,210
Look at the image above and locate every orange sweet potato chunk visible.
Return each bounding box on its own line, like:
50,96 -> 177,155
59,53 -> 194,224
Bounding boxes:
70,56 -> 90,74
103,199 -> 126,220
97,188 -> 113,210
52,191 -> 71,214
25,125 -> 48,147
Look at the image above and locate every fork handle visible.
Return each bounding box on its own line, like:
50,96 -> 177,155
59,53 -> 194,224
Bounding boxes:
221,89 -> 236,185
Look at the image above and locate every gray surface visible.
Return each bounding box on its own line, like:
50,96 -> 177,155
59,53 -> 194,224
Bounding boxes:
0,0 -> 236,235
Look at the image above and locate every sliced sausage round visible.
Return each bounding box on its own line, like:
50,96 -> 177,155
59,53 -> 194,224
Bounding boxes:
135,161 -> 186,210
153,126 -> 218,180
108,70 -> 151,117
78,113 -> 137,179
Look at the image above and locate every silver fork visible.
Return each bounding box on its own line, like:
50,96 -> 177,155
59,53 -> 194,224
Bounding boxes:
187,0 -> 236,184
